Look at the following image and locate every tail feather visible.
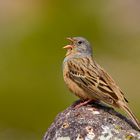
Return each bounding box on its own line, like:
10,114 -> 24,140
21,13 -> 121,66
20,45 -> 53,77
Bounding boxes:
120,102 -> 140,130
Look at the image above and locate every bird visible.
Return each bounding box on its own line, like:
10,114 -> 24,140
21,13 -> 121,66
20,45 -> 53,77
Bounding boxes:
63,36 -> 140,129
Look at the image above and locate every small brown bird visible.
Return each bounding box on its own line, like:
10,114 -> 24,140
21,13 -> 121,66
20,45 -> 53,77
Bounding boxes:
63,37 -> 140,129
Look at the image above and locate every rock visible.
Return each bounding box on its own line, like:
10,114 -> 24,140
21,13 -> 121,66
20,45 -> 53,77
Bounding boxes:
43,100 -> 140,140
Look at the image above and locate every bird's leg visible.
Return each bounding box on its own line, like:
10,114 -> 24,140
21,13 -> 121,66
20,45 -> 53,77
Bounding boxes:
74,99 -> 93,109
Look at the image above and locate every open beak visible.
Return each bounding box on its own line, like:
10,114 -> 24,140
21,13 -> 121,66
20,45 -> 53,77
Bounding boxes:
63,45 -> 73,49
66,37 -> 74,43
63,37 -> 74,49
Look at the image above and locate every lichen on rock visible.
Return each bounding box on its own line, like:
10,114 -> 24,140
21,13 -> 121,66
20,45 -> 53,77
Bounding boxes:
43,100 -> 140,140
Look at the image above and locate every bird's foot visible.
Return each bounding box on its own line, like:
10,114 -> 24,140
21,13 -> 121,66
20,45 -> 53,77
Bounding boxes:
74,99 -> 93,109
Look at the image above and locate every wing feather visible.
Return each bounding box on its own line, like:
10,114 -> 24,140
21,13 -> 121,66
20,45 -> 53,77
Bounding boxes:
67,57 -> 128,105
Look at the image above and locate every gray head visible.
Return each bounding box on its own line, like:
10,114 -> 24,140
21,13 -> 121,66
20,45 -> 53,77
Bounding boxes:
63,37 -> 93,57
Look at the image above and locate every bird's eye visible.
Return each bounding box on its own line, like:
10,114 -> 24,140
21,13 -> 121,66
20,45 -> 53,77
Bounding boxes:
78,41 -> 82,45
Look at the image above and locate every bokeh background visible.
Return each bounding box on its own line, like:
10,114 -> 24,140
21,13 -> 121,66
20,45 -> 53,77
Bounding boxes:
0,0 -> 140,139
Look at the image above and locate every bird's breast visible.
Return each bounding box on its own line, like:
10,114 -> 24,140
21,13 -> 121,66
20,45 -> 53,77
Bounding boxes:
63,62 -> 93,100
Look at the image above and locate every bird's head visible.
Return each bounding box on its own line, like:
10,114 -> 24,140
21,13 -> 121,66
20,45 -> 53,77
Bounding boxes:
63,37 -> 93,57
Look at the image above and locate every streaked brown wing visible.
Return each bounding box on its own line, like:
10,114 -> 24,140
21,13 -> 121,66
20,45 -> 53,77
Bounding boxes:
95,61 -> 128,103
67,57 -> 123,104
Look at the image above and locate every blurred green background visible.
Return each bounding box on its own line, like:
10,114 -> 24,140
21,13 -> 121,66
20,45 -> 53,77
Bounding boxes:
0,0 -> 140,139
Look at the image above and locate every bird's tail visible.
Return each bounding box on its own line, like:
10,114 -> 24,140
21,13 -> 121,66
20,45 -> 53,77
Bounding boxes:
120,102 -> 140,130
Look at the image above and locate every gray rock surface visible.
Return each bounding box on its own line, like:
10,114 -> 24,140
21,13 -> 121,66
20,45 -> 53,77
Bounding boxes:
43,100 -> 140,140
